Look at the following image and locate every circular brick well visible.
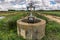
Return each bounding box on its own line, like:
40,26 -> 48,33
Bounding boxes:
17,17 -> 46,40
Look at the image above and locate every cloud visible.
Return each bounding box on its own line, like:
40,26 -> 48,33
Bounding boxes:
0,0 -> 60,11
55,0 -> 60,3
5,0 -> 15,2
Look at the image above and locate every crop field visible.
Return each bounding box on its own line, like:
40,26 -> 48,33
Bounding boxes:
37,10 -> 60,17
0,11 -> 60,40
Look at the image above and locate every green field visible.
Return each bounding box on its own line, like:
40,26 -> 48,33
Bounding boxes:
37,10 -> 60,17
34,12 -> 60,40
0,11 -> 60,40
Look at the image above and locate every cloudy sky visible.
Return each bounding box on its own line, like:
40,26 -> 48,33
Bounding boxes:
0,0 -> 60,11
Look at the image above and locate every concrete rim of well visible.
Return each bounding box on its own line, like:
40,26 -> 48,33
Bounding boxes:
17,17 -> 46,26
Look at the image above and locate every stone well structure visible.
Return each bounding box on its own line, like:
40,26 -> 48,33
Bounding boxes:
17,0 -> 46,40
17,17 -> 46,40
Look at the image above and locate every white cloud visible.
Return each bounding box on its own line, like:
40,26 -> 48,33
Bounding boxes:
0,0 -> 60,11
0,1 -> 1,3
5,0 -> 15,2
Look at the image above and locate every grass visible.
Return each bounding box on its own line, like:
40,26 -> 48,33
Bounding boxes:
42,21 -> 60,40
0,11 -> 60,40
34,12 -> 60,40
0,11 -> 27,16
0,11 -> 27,40
37,10 -> 60,17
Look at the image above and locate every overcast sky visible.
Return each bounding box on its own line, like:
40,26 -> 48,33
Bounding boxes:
0,0 -> 60,10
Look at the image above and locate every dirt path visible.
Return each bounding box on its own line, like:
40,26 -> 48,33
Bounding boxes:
37,13 -> 60,23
